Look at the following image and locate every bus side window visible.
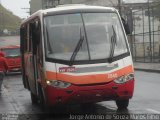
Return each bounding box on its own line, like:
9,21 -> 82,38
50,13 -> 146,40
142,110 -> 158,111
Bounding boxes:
32,20 -> 41,54
31,20 -> 43,65
20,25 -> 28,53
29,22 -> 36,53
30,20 -> 41,54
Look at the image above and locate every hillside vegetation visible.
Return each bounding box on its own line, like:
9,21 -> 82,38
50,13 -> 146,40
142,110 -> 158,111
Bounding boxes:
0,4 -> 21,32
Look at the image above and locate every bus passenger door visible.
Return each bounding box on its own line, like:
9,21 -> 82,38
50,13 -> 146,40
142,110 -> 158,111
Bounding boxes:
25,23 -> 36,95
31,20 -> 42,95
27,21 -> 41,95
26,53 -> 36,92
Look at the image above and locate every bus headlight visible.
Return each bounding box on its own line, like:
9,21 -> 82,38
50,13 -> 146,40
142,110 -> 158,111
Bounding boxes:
114,73 -> 134,84
46,80 -> 71,88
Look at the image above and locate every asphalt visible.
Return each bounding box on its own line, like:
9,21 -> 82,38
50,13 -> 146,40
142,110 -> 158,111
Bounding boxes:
134,62 -> 160,73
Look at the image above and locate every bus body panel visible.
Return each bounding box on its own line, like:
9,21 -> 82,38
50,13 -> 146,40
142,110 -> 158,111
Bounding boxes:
45,77 -> 134,106
43,56 -> 134,105
45,57 -> 134,85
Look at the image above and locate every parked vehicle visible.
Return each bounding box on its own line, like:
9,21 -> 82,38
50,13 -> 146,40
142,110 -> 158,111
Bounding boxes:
0,45 -> 21,73
20,5 -> 135,110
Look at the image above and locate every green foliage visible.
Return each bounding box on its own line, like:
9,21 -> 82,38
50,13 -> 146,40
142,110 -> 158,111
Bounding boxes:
0,4 -> 21,31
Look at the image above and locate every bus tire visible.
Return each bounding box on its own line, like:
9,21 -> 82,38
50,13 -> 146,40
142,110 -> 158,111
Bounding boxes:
25,76 -> 30,90
30,92 -> 38,104
4,71 -> 7,76
38,85 -> 50,112
80,102 -> 95,110
116,99 -> 129,109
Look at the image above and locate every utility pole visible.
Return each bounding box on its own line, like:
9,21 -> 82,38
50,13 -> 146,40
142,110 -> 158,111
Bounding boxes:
58,0 -> 60,5
118,0 -> 122,16
148,0 -> 152,62
54,0 -> 60,7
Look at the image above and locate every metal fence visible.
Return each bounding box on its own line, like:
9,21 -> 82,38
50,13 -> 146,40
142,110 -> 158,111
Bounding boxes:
128,2 -> 160,63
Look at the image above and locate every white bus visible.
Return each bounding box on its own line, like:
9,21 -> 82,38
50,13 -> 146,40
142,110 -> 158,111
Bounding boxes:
20,4 -> 134,110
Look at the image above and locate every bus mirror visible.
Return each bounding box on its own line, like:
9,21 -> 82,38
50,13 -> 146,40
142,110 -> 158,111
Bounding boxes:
121,17 -> 131,35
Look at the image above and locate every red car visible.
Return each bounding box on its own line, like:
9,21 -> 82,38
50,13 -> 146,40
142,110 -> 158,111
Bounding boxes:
0,45 -> 21,72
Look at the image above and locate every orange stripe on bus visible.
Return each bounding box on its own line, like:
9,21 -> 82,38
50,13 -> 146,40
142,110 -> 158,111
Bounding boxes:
46,71 -> 57,80
46,65 -> 133,85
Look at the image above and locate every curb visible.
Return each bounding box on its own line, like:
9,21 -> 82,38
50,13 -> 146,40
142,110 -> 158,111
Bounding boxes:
134,68 -> 160,73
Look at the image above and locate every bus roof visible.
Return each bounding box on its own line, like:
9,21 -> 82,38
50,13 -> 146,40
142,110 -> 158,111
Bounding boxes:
44,4 -> 116,13
21,4 -> 117,25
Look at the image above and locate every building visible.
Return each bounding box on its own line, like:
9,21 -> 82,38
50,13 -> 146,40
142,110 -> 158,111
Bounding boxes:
30,0 -> 119,14
123,1 -> 160,61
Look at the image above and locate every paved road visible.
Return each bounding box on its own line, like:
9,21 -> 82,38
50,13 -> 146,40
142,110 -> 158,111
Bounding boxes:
0,71 -> 160,120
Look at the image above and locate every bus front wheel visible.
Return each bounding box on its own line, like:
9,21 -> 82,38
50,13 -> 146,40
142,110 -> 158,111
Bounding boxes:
38,85 -> 50,112
30,92 -> 38,104
116,99 -> 129,109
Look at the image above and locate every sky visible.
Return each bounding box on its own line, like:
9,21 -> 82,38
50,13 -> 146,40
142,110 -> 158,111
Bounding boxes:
0,0 -> 147,19
1,0 -> 30,18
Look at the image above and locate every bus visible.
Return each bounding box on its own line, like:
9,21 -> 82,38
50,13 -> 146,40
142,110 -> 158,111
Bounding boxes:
20,4 -> 134,110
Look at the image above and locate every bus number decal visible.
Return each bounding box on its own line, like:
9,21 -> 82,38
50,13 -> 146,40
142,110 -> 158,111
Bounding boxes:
59,67 -> 76,73
107,73 -> 118,79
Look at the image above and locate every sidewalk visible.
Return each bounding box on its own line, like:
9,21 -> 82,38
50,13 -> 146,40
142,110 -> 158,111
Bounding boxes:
0,85 -> 17,113
134,62 -> 160,73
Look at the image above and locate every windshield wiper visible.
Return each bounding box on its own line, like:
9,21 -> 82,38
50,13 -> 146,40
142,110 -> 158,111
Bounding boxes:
108,25 -> 117,63
69,28 -> 84,66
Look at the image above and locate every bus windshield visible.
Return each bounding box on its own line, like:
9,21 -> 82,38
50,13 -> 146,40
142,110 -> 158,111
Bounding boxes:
44,12 -> 128,63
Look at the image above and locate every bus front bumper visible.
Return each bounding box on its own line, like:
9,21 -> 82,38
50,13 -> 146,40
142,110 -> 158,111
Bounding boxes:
45,79 -> 134,106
